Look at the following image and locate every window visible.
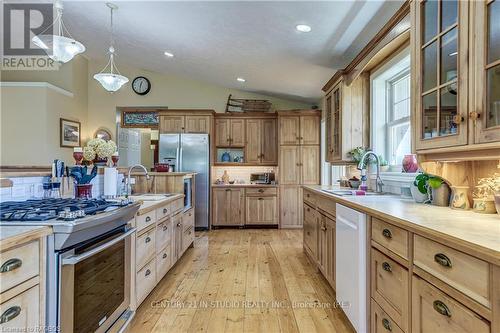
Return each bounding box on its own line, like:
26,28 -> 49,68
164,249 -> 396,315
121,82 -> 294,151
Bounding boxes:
371,48 -> 411,169
386,70 -> 411,165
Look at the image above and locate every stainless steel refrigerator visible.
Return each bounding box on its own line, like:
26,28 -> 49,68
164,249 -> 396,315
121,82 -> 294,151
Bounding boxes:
159,134 -> 210,230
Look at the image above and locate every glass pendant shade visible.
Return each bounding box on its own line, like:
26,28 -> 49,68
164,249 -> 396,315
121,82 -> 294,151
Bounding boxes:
93,72 -> 128,92
31,1 -> 85,64
32,34 -> 85,63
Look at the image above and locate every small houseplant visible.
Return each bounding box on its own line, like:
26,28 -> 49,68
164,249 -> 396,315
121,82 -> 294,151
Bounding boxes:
379,155 -> 389,172
473,174 -> 500,214
411,173 -> 430,203
70,165 -> 98,198
348,147 -> 375,168
83,138 -> 117,166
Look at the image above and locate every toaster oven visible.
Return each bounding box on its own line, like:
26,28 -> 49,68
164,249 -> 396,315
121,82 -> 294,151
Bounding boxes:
250,172 -> 275,184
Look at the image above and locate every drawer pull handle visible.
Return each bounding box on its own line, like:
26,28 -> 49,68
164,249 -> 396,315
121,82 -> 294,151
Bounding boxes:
163,226 -> 168,231
382,318 -> 392,331
321,226 -> 327,231
145,237 -> 151,243
306,207 -> 310,212
177,223 -> 182,227
0,258 -> 22,273
225,189 -> 231,192
258,189 -> 264,193
145,269 -> 151,277
382,262 -> 392,272
163,208 -> 168,214
0,306 -> 21,324
434,253 -> 452,268
162,253 -> 167,259
258,197 -> 263,200
145,216 -> 151,222
382,228 -> 392,239
433,300 -> 451,317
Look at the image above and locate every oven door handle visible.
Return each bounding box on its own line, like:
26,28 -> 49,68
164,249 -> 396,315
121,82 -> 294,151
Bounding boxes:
62,228 -> 136,266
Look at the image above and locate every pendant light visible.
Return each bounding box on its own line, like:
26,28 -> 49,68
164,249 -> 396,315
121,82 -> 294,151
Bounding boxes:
93,3 -> 128,92
32,0 -> 86,63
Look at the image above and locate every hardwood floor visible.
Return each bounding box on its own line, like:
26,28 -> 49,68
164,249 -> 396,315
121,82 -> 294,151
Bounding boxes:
129,229 -> 354,333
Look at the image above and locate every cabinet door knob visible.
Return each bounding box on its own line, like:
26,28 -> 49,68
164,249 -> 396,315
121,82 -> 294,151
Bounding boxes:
469,111 -> 481,120
433,300 -> 451,317
145,269 -> 151,277
382,262 -> 392,272
145,236 -> 151,243
321,226 -> 327,231
162,253 -> 167,259
163,225 -> 168,231
0,258 -> 22,273
145,216 -> 151,222
0,306 -> 21,324
382,228 -> 392,239
434,253 -> 452,268
258,197 -> 263,200
453,115 -> 464,124
177,223 -> 182,227
382,318 -> 392,331
163,208 -> 168,214
225,189 -> 231,192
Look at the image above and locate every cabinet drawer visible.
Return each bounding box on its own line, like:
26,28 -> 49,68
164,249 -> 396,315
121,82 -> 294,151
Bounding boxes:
183,209 -> 195,232
156,204 -> 171,221
412,275 -> 489,333
0,284 -> 39,330
317,196 -> 336,217
182,226 -> 195,252
303,204 -> 317,258
245,187 -> 277,196
303,189 -> 317,206
136,210 -> 156,232
156,219 -> 171,254
136,259 -> 156,305
371,299 -> 404,333
171,198 -> 184,213
371,248 -> 409,331
156,245 -> 172,281
0,241 -> 39,293
413,235 -> 490,307
136,227 -> 155,270
372,218 -> 408,260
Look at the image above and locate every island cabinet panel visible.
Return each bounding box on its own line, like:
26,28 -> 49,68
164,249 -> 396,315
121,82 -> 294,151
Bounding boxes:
185,115 -> 211,133
159,115 -> 185,133
411,275 -> 490,333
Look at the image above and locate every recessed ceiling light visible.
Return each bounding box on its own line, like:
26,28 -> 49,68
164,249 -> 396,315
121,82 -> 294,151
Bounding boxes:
237,77 -> 246,82
296,24 -> 312,33
164,51 -> 174,57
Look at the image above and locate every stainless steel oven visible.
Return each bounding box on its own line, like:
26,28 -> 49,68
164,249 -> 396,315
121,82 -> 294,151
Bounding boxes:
58,226 -> 134,333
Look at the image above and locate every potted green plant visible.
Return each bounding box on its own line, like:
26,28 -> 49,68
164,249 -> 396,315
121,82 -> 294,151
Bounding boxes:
411,173 -> 430,203
473,174 -> 500,214
428,176 -> 450,207
347,147 -> 375,168
379,155 -> 389,172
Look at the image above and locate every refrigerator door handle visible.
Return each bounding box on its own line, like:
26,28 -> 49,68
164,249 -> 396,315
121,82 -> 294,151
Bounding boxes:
179,147 -> 183,171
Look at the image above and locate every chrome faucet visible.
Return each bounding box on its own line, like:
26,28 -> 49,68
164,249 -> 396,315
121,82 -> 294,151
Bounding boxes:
127,164 -> 150,196
358,151 -> 384,193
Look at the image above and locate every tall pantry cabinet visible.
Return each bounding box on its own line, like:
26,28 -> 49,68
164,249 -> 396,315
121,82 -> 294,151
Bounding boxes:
278,110 -> 321,228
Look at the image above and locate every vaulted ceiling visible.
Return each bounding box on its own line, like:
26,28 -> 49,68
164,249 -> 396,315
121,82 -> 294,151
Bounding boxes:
62,1 -> 403,103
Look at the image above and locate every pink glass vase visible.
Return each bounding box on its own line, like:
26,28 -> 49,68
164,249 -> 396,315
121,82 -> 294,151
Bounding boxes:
402,154 -> 419,173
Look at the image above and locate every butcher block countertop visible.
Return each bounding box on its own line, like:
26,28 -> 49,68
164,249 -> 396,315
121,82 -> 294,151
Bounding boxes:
0,226 -> 52,251
303,185 -> 500,265
134,193 -> 184,215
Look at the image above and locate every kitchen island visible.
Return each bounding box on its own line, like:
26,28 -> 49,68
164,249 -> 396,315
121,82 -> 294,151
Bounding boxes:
302,185 -> 500,333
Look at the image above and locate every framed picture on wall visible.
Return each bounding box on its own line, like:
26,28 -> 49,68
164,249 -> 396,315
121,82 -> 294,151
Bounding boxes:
60,118 -> 81,148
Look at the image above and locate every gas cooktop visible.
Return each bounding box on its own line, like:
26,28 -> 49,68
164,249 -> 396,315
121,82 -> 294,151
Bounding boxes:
0,198 -> 131,222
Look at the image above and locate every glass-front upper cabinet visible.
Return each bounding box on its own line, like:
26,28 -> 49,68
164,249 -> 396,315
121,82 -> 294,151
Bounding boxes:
413,0 -> 468,150
473,0 -> 500,143
331,84 -> 342,161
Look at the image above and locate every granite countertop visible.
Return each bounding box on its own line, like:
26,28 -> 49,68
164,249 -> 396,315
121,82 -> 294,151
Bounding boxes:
0,226 -> 52,251
134,193 -> 185,215
212,183 -> 278,188
304,185 -> 500,265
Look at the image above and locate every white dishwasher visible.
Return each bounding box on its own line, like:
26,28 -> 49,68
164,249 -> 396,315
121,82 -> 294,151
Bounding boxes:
335,203 -> 367,333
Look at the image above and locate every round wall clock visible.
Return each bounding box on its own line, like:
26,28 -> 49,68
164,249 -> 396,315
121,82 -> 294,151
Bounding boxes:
132,76 -> 151,95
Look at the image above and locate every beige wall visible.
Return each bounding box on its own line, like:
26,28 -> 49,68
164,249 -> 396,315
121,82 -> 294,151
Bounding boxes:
1,55 -> 310,166
1,56 -> 88,165
87,60 -> 310,140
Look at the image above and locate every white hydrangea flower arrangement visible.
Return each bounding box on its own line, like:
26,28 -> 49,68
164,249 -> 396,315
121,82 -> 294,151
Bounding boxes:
83,138 -> 118,164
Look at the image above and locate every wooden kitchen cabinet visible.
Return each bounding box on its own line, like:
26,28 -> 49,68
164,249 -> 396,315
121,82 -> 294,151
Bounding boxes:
279,116 -> 301,144
212,188 -> 244,226
279,145 -> 320,185
279,185 -> 302,228
279,114 -> 321,146
245,118 -> 277,164
300,115 -> 320,145
245,196 -> 277,225
185,115 -> 211,133
303,202 -> 318,259
215,118 -> 245,147
160,115 -> 185,133
300,145 -> 320,184
318,214 -> 335,288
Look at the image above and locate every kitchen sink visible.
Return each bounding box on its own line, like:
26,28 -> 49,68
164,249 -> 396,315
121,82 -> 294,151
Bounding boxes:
321,189 -> 387,196
130,194 -> 175,201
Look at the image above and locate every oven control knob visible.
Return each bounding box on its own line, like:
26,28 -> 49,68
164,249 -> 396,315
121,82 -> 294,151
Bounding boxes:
76,210 -> 86,218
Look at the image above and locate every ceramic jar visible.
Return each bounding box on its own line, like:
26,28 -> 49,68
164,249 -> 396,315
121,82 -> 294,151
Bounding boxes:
472,198 -> 497,214
402,154 -> 419,173
450,186 -> 470,210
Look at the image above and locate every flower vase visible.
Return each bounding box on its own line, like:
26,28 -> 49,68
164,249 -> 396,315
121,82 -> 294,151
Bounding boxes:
450,186 -> 470,210
402,154 -> 419,173
76,184 -> 93,199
